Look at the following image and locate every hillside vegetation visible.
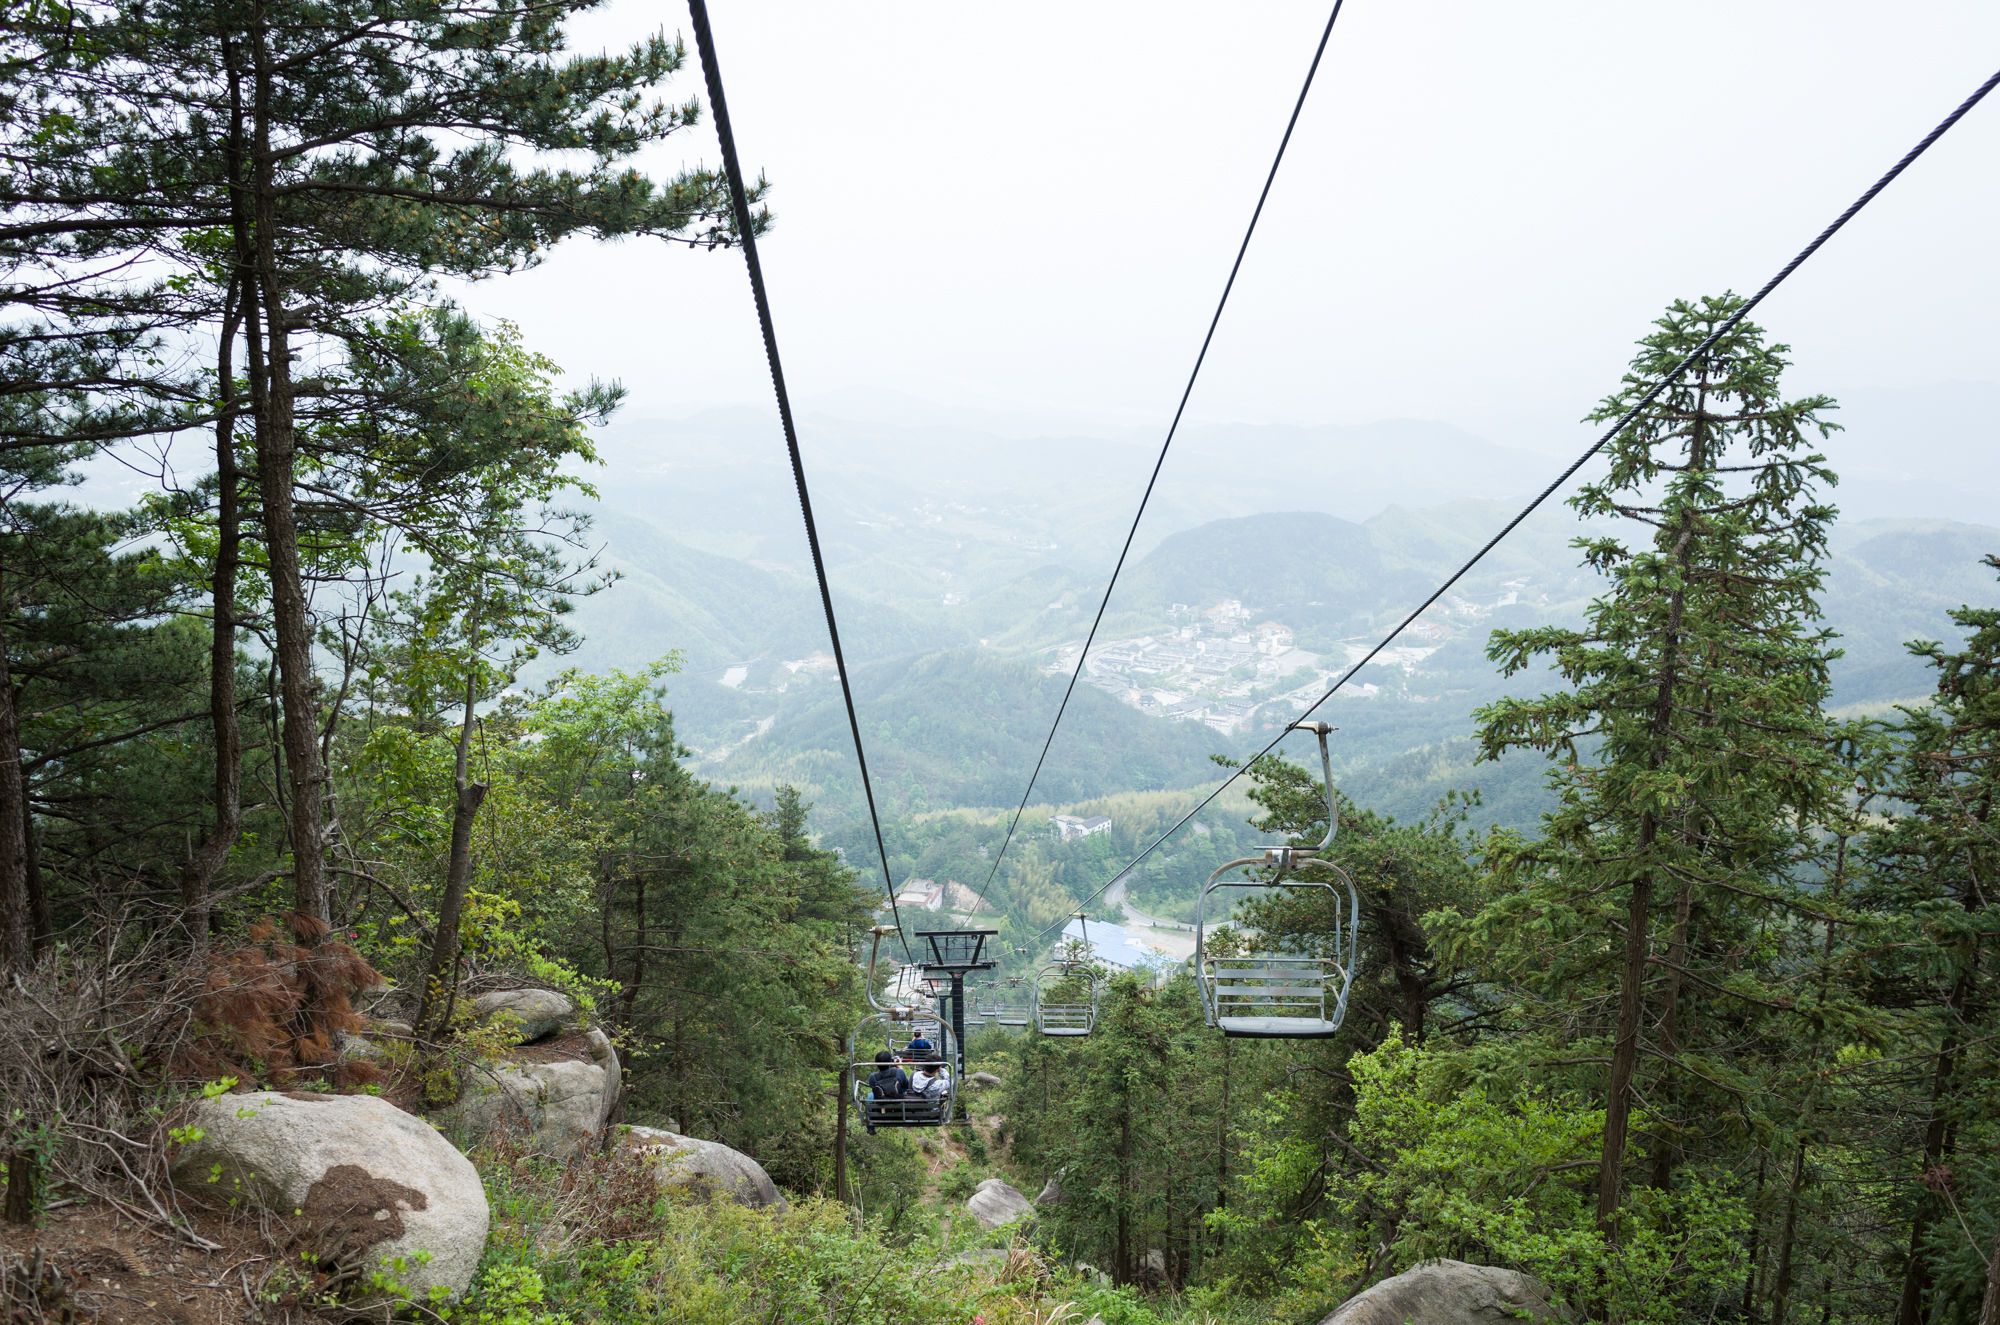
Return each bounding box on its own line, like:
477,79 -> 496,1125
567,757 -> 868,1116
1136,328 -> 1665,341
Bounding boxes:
4,7 -> 1999,1324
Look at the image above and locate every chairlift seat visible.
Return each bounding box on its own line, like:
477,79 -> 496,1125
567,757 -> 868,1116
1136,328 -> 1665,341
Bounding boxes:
862,1095 -> 951,1128
1215,1014 -> 1342,1039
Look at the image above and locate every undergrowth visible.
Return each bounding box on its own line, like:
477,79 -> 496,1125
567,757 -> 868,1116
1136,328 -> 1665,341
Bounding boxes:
448,1146 -> 1275,1325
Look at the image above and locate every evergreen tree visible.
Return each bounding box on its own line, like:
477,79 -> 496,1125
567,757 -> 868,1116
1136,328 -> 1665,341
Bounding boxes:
1442,294 -> 1847,1236
1863,556 -> 2000,1325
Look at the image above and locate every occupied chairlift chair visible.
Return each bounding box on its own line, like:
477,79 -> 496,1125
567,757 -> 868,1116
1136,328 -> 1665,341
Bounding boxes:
1194,722 -> 1360,1039
849,927 -> 957,1129
1034,915 -> 1101,1037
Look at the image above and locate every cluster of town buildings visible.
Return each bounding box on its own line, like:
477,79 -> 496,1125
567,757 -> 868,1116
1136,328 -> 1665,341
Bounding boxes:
1052,599 -> 1335,735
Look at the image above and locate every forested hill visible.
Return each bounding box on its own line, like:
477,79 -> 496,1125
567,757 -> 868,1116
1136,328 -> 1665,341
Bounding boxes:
559,483 -> 2000,836
707,649 -> 1226,813
556,506 -> 965,677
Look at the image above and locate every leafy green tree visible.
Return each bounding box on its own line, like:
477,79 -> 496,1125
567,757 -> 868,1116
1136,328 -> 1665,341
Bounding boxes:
333,315 -> 618,1039
1003,972 -> 1258,1286
0,503 -> 203,965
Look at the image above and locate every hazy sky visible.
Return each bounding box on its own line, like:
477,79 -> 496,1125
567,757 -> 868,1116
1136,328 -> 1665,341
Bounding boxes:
455,2 -> 2000,462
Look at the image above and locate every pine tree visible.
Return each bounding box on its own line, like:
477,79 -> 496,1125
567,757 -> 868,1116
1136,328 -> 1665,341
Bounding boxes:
1863,557 -> 2000,1325
1451,294 -> 1847,1234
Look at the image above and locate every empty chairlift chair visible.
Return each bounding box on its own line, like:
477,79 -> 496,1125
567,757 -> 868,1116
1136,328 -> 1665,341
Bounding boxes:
1194,722 -> 1360,1040
1034,963 -> 1099,1036
991,975 -> 1032,1028
1034,917 -> 1100,1037
971,980 -> 1001,1025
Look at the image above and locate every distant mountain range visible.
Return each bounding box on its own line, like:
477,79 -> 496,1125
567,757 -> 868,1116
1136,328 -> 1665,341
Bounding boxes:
534,405 -> 1999,834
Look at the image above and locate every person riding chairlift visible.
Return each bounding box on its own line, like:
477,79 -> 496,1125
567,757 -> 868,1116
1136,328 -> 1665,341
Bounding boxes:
866,1049 -> 911,1100
903,1030 -> 935,1063
911,1059 -> 950,1099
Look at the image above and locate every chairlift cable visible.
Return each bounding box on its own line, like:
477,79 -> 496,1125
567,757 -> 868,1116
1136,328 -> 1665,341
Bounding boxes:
1020,62 -> 2000,950
687,0 -> 914,966
971,0 -> 1353,916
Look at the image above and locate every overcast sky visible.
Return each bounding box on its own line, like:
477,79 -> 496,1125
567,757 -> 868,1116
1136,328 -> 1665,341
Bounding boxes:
453,2 -> 2000,465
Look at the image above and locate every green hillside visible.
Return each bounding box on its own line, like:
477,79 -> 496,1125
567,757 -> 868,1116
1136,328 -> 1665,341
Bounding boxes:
711,648 -> 1227,813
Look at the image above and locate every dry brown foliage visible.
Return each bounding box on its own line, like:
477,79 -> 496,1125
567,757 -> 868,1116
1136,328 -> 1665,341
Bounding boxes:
180,914 -> 384,1090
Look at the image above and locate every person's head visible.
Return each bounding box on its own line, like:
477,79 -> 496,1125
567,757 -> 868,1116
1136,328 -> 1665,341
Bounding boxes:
875,1049 -> 893,1065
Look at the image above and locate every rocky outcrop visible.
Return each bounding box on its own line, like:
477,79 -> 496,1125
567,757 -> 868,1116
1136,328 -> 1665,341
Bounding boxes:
968,1071 -> 1002,1088
437,1029 -> 620,1159
168,1092 -> 487,1309
1321,1260 -> 1560,1325
472,989 -> 574,1043
965,1177 -> 1033,1229
617,1125 -> 786,1209
1035,1176 -> 1063,1206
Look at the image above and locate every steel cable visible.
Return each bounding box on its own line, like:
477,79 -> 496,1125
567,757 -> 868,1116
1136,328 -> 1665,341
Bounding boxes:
687,0 -> 914,965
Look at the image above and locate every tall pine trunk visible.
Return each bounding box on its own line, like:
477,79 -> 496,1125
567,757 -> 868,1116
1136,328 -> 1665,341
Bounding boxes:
1598,396 -> 1706,1232
0,604 -> 31,978
418,662 -> 488,1040
1769,1144 -> 1808,1325
833,1064 -> 849,1205
246,2 -> 328,925
1894,974 -> 1972,1325
181,267 -> 247,947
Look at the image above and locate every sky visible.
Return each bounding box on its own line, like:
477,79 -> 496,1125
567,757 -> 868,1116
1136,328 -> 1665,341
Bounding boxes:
446,1 -> 2000,470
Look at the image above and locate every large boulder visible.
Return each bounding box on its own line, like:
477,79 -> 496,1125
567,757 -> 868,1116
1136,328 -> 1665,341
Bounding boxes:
1321,1260 -> 1560,1325
438,1029 -> 620,1158
168,1091 -> 487,1309
617,1126 -> 786,1210
965,1177 -> 1033,1230
472,989 -> 574,1043
1035,1176 -> 1063,1206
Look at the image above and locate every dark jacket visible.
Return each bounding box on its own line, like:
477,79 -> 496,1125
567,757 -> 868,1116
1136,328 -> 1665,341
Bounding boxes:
866,1065 -> 911,1099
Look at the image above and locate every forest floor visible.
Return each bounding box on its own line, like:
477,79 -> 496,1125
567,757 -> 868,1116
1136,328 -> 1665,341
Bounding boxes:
2,1192 -> 274,1325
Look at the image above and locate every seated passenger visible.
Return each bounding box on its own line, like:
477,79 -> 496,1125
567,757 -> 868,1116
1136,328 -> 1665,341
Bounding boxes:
903,1031 -> 935,1063
911,1061 -> 950,1099
866,1049 -> 911,1100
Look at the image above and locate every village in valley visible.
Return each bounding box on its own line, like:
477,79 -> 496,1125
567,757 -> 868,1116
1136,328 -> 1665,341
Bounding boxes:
1047,593 -> 1517,735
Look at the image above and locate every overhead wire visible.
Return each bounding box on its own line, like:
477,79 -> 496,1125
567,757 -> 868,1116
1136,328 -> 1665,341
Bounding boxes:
972,0 -> 1352,915
1019,62 -> 2000,952
686,0 -> 914,965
